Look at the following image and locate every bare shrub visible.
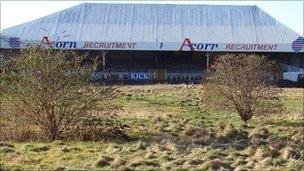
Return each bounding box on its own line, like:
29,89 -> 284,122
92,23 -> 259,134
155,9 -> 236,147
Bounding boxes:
0,48 -> 125,141
203,53 -> 284,123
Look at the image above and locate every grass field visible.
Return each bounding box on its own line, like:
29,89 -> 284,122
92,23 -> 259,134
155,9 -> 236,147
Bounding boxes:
1,85 -> 303,170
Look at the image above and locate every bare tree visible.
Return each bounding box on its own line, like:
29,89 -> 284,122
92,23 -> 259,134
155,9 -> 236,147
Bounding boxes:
0,48 -> 123,141
203,53 -> 284,124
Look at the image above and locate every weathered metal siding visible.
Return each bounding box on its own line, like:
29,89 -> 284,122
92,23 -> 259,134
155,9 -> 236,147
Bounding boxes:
1,3 -> 300,43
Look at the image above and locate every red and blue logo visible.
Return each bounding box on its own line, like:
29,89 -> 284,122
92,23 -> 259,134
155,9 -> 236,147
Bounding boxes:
292,37 -> 304,52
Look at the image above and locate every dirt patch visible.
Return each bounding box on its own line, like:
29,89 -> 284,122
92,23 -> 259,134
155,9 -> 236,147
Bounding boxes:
201,158 -> 233,170
213,122 -> 239,140
23,144 -> 49,152
95,155 -> 114,167
0,142 -> 14,148
281,147 -> 301,160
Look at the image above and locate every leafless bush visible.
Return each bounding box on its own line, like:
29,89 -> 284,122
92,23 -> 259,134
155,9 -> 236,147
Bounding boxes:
203,53 -> 284,123
0,48 -> 125,141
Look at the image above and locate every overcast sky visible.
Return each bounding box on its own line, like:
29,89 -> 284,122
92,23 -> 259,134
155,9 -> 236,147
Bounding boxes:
1,1 -> 303,35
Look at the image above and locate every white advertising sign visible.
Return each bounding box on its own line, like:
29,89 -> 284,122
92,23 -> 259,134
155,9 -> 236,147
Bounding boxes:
1,36 -> 303,53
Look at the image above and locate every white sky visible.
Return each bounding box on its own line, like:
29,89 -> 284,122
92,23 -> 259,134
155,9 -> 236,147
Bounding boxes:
0,0 -> 303,35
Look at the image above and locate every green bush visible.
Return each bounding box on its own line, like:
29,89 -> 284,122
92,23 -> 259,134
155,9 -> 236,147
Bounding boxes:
0,48 -> 125,141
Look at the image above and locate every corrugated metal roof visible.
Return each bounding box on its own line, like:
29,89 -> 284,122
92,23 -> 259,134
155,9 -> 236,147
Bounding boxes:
0,3 -> 301,44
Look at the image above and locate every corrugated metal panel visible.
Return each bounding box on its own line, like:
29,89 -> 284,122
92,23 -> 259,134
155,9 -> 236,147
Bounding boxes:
1,3 -> 301,44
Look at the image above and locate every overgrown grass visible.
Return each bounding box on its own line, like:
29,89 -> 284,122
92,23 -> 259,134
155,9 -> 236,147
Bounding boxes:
1,85 -> 303,170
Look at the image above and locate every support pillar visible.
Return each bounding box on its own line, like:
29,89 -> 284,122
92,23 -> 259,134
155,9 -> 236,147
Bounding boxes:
102,54 -> 106,72
100,51 -> 108,81
101,50 -> 108,73
155,53 -> 159,69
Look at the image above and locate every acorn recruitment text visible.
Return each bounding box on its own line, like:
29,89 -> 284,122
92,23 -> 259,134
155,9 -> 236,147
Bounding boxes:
226,43 -> 278,51
83,42 -> 137,49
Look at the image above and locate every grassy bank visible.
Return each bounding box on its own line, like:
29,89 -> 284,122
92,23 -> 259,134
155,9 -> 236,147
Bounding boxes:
1,85 -> 303,170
